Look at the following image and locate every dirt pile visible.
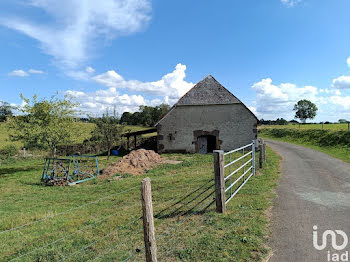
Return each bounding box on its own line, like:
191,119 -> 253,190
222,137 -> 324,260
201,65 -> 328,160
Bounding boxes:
101,149 -> 163,177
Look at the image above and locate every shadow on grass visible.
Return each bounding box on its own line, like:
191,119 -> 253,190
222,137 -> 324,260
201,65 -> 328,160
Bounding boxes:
155,179 -> 215,219
0,166 -> 40,177
21,181 -> 45,187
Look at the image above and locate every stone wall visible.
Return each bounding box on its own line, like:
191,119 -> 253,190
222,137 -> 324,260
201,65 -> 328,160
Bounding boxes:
157,104 -> 257,153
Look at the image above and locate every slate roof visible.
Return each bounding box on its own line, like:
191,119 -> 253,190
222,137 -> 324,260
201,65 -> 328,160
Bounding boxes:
176,75 -> 241,106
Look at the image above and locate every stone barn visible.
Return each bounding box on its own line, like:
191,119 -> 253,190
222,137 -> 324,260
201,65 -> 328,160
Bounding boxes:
155,75 -> 258,154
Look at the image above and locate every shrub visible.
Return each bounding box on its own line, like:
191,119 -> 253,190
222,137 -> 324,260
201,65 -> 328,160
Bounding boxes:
1,144 -> 18,159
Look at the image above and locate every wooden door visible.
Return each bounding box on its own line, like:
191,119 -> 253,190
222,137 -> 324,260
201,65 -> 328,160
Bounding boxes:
197,136 -> 207,154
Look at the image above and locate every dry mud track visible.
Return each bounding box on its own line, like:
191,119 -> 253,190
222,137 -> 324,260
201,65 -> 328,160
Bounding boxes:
266,139 -> 350,262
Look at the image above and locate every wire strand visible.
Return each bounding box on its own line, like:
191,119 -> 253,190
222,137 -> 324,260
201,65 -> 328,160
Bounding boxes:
58,216 -> 141,262
0,185 -> 140,235
90,228 -> 144,262
8,208 -> 141,261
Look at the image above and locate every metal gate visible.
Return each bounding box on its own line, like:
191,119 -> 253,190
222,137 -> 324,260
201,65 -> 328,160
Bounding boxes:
224,141 -> 255,205
213,140 -> 256,213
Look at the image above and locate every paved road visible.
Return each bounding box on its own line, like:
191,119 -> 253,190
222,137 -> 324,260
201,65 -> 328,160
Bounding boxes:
266,139 -> 350,262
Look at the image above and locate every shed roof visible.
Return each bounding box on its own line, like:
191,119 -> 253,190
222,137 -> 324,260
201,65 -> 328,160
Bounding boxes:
176,75 -> 241,106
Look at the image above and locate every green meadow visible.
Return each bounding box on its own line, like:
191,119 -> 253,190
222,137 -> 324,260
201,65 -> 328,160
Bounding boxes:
0,148 -> 280,261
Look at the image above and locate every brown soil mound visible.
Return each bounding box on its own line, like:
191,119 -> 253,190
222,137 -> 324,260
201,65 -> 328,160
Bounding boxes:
101,149 -> 163,177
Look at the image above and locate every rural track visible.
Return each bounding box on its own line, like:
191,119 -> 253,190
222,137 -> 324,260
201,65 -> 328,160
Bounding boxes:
266,139 -> 350,262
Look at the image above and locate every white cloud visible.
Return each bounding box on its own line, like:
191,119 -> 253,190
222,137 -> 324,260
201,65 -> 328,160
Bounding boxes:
28,69 -> 44,74
329,96 -> 350,110
85,66 -> 95,74
248,106 -> 257,115
66,87 -> 147,116
347,57 -> 350,68
93,63 -> 194,103
251,77 -> 350,121
8,70 -> 29,77
8,69 -> 45,77
281,0 -> 302,7
320,88 -> 341,95
332,75 -> 350,89
0,0 -> 151,68
251,78 -> 319,120
66,63 -> 194,115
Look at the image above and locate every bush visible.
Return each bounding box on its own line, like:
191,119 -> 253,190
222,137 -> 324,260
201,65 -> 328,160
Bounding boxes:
1,144 -> 18,159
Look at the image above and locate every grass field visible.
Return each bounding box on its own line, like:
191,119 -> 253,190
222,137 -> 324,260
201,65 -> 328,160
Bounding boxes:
0,148 -> 280,261
261,123 -> 349,131
0,122 -> 154,150
260,126 -> 350,164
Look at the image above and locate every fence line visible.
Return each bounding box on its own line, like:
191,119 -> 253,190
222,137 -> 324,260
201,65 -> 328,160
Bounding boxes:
155,196 -> 215,259
0,185 -> 140,235
4,149 -> 257,261
122,176 -> 215,262
93,234 -> 144,262
6,170 -> 200,261
9,210 -> 141,261
213,140 -> 262,213
58,215 -> 142,262
4,168 -> 196,260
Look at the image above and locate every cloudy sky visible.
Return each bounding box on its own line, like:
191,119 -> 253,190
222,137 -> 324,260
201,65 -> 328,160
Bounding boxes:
1,0 -> 350,121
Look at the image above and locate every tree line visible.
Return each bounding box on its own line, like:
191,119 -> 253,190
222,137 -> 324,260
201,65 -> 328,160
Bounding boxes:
120,104 -> 170,127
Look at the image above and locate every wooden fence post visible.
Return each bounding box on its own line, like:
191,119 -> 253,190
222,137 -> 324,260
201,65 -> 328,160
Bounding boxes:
263,142 -> 267,162
259,144 -> 263,168
141,178 -> 157,262
213,150 -> 226,213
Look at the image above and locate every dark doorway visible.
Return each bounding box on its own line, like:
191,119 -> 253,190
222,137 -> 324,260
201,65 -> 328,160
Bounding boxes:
197,135 -> 217,154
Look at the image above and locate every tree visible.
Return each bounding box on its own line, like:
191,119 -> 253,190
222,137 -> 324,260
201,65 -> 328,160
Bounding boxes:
9,94 -> 78,158
120,104 -> 170,127
275,118 -> 288,125
152,104 -> 170,125
339,119 -> 348,124
120,112 -> 133,124
0,101 -> 13,122
293,100 -> 318,123
90,107 -> 124,160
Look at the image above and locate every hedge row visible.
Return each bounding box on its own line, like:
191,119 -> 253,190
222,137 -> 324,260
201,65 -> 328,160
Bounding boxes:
260,128 -> 350,147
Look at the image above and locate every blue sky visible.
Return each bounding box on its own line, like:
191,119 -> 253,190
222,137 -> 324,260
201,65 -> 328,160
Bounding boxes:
1,0 -> 350,121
